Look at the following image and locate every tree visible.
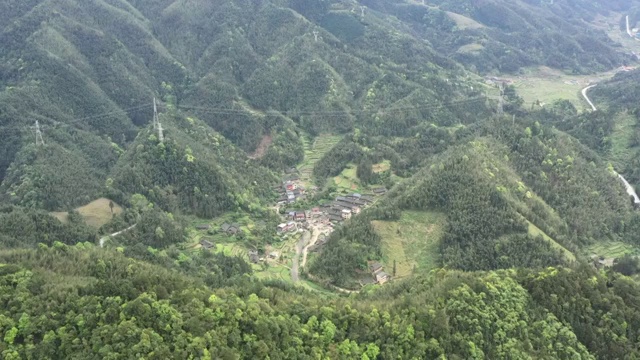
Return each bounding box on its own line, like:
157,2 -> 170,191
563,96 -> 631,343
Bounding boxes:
357,158 -> 374,184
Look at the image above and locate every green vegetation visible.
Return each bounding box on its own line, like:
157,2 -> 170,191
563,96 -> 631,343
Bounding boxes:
4,0 -> 640,357
526,221 -> 575,262
297,134 -> 343,187
3,246 -> 640,358
51,198 -> 123,229
372,211 -> 446,277
587,241 -> 640,259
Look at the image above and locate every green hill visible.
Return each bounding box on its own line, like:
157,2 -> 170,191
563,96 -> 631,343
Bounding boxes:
4,1 -> 640,357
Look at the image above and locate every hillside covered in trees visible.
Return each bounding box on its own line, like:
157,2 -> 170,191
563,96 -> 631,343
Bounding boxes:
3,0 -> 640,358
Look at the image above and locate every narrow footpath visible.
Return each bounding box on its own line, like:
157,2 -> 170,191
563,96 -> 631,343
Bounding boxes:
99,224 -> 137,248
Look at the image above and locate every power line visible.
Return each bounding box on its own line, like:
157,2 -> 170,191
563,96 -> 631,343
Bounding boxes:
176,96 -> 488,118
43,103 -> 154,130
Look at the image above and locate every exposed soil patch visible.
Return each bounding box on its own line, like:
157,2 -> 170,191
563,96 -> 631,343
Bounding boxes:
248,134 -> 273,160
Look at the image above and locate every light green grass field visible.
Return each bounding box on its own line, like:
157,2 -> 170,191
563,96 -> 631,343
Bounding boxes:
446,11 -> 484,30
372,211 -> 447,277
513,79 -> 584,108
51,198 -> 123,228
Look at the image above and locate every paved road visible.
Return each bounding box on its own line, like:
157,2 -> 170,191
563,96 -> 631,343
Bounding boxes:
291,231 -> 310,282
617,172 -> 640,205
581,85 -> 597,111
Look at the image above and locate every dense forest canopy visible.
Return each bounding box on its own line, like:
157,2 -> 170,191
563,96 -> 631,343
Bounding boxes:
2,0 -> 640,358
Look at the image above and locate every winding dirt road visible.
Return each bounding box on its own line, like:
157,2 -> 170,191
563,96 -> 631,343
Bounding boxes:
581,85 -> 597,111
99,224 -> 137,248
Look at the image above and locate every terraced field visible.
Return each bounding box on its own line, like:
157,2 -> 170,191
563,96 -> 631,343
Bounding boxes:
587,241 -> 640,259
297,134 -> 343,187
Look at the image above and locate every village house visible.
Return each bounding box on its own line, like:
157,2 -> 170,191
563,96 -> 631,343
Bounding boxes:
269,251 -> 279,259
312,207 -> 321,216
248,250 -> 260,263
221,223 -> 240,235
373,187 -> 388,195
285,182 -> 296,191
196,224 -> 211,231
341,209 -> 352,220
277,222 -> 296,233
295,212 -> 306,221
287,221 -> 297,231
369,262 -> 383,275
352,207 -> 361,215
229,224 -> 240,235
199,239 -> 215,250
591,255 -> 615,269
376,271 -> 390,285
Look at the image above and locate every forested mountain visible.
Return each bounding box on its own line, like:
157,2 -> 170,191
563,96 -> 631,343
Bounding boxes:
3,0 -> 640,358
3,245 -> 640,359
364,0 -> 639,73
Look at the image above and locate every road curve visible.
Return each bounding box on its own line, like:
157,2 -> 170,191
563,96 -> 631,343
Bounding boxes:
581,85 -> 597,111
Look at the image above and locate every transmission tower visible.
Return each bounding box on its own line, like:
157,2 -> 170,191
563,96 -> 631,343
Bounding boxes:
33,121 -> 45,146
360,6 -> 366,18
313,30 -> 319,42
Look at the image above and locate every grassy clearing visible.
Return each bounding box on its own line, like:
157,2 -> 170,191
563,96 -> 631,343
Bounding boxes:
505,66 -> 618,109
51,198 -> 123,228
609,112 -> 638,170
254,266 -> 291,283
513,78 -> 584,108
372,211 -> 446,277
334,164 -> 361,192
457,43 -> 484,54
587,241 -> 640,259
446,11 -> 484,30
372,160 -> 391,173
526,221 -> 576,262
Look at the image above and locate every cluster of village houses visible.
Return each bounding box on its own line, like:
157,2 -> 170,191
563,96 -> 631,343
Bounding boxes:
275,193 -> 383,235
196,169 -> 393,285
274,170 -> 309,204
